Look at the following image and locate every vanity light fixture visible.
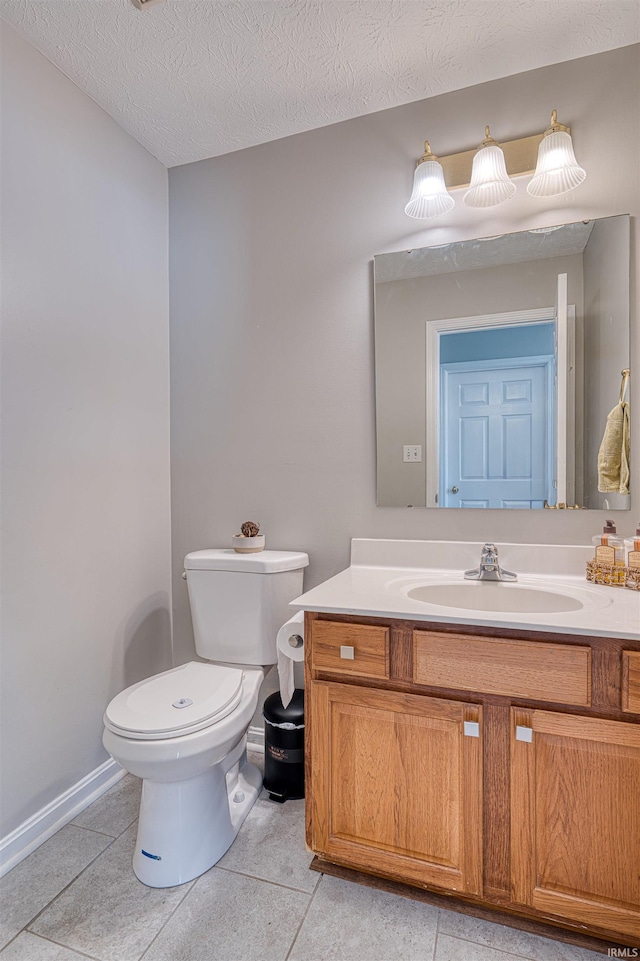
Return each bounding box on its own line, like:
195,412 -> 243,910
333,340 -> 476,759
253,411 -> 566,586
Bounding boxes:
463,127 -> 516,208
527,110 -> 587,197
404,142 -> 455,219
405,110 -> 586,219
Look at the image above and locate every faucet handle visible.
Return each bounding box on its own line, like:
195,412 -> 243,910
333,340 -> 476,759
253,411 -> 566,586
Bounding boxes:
465,543 -> 517,581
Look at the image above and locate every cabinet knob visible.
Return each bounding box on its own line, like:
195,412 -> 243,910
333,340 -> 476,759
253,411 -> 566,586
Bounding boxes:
450,486 -> 459,494
515,725 -> 533,742
340,646 -> 355,660
463,721 -> 480,738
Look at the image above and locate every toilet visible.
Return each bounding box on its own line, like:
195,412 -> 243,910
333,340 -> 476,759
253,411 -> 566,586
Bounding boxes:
102,548 -> 308,888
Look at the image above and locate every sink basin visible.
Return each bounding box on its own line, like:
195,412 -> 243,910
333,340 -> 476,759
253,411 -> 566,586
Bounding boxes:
407,583 -> 584,614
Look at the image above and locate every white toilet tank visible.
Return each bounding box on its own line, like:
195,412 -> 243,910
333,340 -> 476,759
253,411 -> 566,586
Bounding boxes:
184,549 -> 309,665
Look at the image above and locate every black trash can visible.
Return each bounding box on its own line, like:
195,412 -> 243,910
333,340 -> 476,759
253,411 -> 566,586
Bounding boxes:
263,689 -> 305,802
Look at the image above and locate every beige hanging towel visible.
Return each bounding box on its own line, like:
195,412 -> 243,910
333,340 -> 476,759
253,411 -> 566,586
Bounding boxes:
597,371 -> 630,494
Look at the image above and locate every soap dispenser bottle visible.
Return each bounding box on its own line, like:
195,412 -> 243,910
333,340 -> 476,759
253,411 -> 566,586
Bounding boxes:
624,525 -> 640,583
592,520 -> 625,585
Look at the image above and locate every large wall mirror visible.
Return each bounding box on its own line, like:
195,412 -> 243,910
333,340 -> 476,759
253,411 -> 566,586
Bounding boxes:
374,214 -> 630,510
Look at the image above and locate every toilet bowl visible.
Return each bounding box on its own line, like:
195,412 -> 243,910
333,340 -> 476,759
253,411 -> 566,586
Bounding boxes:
102,548 -> 309,888
103,662 -> 264,888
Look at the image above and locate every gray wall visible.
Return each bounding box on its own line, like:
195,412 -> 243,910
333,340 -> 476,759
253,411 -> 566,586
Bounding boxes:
583,216 -> 631,508
169,44 -> 639,667
0,24 -> 172,837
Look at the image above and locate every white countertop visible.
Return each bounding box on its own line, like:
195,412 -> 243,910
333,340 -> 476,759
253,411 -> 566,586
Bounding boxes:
290,539 -> 640,641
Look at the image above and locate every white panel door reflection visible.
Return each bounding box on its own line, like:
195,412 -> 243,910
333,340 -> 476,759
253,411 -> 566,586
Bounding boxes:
440,356 -> 555,508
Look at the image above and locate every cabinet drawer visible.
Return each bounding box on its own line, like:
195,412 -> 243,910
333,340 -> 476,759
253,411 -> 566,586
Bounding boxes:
311,620 -> 389,679
413,631 -> 591,706
622,651 -> 640,713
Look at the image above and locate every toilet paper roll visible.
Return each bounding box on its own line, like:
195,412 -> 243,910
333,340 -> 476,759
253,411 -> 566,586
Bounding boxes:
276,612 -> 304,709
276,611 -> 305,662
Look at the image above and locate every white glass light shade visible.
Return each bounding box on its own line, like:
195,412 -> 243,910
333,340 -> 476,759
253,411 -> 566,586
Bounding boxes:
527,129 -> 586,197
463,143 -> 516,208
405,159 -> 455,219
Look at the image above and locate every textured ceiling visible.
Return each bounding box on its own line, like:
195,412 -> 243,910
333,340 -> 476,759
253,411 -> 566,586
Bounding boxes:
1,0 -> 638,167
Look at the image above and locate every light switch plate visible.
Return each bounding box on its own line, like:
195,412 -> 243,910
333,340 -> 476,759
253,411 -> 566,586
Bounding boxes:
403,445 -> 422,462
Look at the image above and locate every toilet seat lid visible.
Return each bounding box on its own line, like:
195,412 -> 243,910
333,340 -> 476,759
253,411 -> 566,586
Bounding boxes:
103,662 -> 243,740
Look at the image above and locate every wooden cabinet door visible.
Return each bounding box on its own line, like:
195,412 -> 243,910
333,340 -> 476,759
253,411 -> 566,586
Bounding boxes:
511,709 -> 640,941
309,681 -> 482,895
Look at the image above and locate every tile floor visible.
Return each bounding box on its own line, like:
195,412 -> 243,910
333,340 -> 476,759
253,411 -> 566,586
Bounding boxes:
0,751 -> 609,961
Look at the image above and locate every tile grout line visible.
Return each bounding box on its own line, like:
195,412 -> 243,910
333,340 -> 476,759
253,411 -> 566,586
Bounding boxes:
283,871 -> 324,961
436,929 -> 575,961
6,775 -> 604,961
137,877 -> 197,961
22,804 -> 192,961
432,907 -> 441,961
214,861 -> 320,897
20,836 -> 118,937
68,778 -> 142,842
0,784 -> 140,956
68,815 -> 139,841
139,845 -> 318,961
4,929 -> 103,961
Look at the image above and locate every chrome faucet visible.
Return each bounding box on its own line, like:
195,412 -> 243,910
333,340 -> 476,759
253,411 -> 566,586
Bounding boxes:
464,543 -> 517,582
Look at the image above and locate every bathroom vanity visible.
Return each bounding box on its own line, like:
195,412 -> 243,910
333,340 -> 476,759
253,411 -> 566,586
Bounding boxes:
292,540 -> 640,949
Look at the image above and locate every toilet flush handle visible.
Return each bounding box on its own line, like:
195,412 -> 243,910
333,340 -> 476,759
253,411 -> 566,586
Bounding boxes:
181,571 -> 187,580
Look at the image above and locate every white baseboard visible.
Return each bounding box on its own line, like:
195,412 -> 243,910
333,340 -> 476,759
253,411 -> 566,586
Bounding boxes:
247,723 -> 264,749
0,759 -> 126,879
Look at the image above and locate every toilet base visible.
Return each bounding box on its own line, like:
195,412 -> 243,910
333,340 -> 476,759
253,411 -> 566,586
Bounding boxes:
132,736 -> 262,887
